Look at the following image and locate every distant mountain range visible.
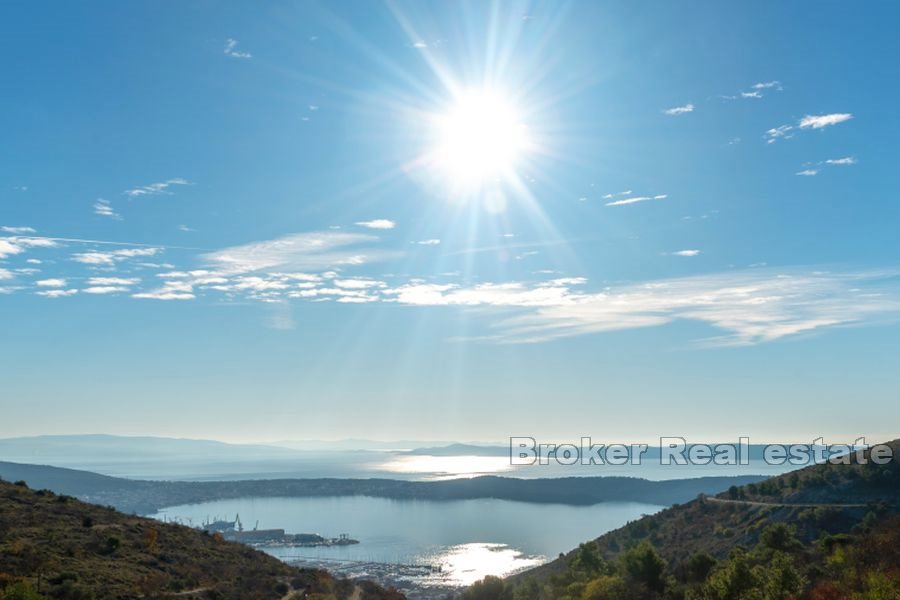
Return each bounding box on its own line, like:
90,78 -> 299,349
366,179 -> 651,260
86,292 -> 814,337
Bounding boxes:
0,434 -> 302,460
0,434 -> 481,457
1,433 -> 821,461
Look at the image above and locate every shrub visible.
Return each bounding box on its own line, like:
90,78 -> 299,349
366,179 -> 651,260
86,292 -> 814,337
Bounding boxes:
103,535 -> 121,555
48,572 -> 79,585
582,575 -> 628,600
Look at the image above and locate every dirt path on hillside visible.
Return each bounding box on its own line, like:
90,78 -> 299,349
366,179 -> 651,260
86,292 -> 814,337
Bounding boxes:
706,496 -> 868,508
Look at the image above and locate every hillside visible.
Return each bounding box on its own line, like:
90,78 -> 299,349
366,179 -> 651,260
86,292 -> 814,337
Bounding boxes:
0,478 -> 403,600
466,440 -> 900,599
0,461 -> 765,515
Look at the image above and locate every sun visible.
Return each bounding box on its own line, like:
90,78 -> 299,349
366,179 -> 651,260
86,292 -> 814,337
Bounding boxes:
429,89 -> 531,189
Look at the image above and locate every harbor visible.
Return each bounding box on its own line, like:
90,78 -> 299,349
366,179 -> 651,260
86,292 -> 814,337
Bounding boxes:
167,513 -> 360,547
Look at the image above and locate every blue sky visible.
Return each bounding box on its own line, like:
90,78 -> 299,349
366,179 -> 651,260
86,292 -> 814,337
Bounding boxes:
2,1 -> 899,443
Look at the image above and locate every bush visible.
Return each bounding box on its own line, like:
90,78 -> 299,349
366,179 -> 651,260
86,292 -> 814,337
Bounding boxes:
273,581 -> 289,596
460,576 -> 512,600
48,572 -> 79,585
582,575 -> 628,600
0,582 -> 43,600
102,536 -> 121,555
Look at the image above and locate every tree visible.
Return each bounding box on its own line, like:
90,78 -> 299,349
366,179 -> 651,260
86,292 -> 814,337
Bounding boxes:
759,524 -> 802,553
756,552 -> 806,600
700,549 -> 760,600
571,542 -> 608,579
512,577 -> 542,600
686,552 -> 717,583
620,542 -> 667,594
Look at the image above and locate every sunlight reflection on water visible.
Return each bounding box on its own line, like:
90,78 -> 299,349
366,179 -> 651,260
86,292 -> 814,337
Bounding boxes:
377,455 -> 514,479
421,542 -> 544,586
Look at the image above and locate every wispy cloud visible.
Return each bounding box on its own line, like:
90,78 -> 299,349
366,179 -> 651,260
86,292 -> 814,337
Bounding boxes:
88,277 -> 140,286
0,268 -> 14,280
670,250 -> 701,257
36,288 -> 78,298
94,198 -> 120,219
797,156 -> 857,176
202,231 -> 393,274
825,156 -> 857,165
355,219 -> 396,230
799,113 -> 853,129
415,239 -> 441,245
606,194 -> 668,207
224,38 -> 252,59
385,281 -> 580,308
765,124 -> 794,144
71,247 -> 161,266
766,113 -> 852,144
132,280 -> 196,301
1,226 -> 36,234
123,178 -> 190,197
663,103 -> 694,116
429,269 -> 900,345
83,286 -> 131,295
722,81 -> 782,100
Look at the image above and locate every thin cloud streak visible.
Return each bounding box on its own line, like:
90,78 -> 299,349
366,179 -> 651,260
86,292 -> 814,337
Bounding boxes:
606,194 -> 667,207
663,103 -> 694,116
202,231 -> 396,274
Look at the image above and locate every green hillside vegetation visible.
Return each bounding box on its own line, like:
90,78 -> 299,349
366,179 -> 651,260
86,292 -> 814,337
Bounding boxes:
0,479 -> 403,600
463,440 -> 900,599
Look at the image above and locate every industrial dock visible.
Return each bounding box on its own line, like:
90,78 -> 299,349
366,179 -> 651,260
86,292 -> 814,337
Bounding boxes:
198,514 -> 359,547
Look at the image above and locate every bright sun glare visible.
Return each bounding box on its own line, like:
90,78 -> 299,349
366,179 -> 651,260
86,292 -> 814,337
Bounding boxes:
431,89 -> 530,187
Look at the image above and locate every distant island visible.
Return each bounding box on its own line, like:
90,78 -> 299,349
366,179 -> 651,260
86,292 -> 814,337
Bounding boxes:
0,460 -> 766,515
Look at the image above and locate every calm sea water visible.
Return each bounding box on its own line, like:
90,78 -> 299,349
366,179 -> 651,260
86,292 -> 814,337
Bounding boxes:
151,496 -> 665,589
